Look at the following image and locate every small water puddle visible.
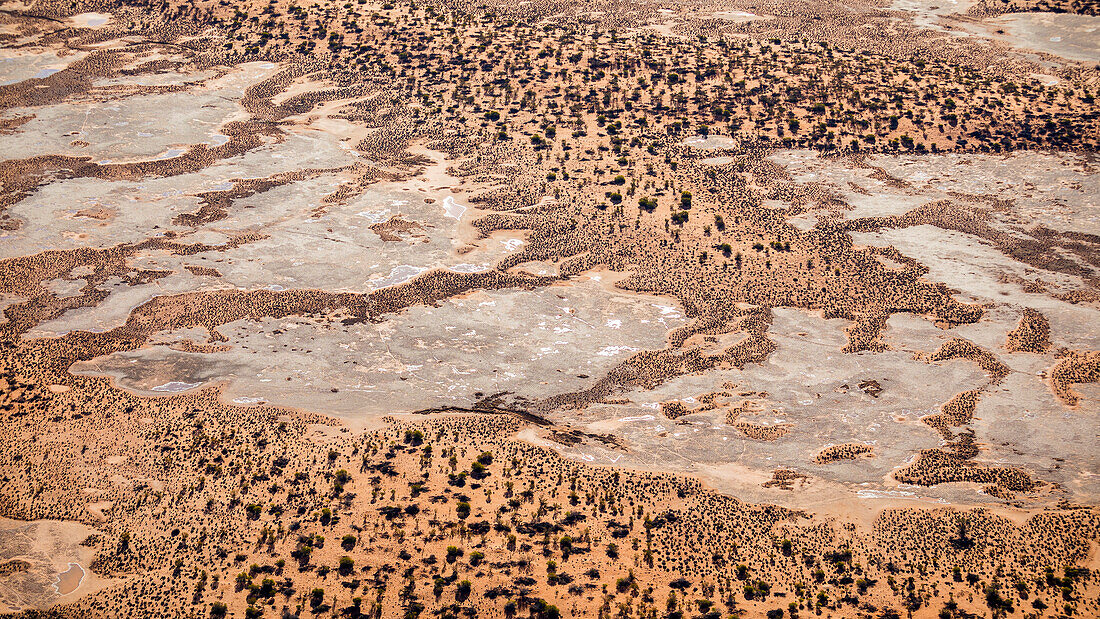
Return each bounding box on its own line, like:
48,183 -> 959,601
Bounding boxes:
52,562 -> 85,596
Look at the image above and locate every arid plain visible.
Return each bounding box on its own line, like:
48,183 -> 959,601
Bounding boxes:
0,0 -> 1098,617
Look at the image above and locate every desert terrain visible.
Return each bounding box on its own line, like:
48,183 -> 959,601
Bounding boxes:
0,0 -> 1097,617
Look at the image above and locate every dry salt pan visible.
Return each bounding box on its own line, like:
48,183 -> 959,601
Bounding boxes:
70,12 -> 112,27
448,263 -> 490,273
151,381 -> 202,393
442,196 -> 466,219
